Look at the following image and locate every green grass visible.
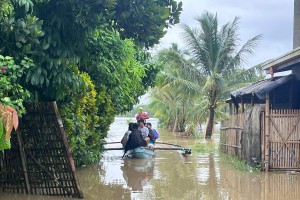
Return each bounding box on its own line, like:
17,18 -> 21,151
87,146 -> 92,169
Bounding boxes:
193,140 -> 217,153
219,153 -> 260,173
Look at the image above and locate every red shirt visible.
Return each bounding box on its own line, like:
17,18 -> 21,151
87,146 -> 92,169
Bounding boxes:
135,112 -> 149,121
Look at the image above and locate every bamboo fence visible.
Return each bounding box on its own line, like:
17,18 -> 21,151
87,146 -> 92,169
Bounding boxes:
220,113 -> 244,159
267,109 -> 300,170
222,106 -> 300,171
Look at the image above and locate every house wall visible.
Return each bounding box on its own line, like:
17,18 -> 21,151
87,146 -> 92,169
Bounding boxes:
270,80 -> 300,109
271,82 -> 292,109
292,65 -> 300,79
292,80 -> 300,109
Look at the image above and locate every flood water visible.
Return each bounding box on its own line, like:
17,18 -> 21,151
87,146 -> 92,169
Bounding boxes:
2,117 -> 300,200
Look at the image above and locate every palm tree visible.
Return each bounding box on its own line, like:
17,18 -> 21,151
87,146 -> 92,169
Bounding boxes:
150,88 -> 183,132
150,44 -> 200,132
182,11 -> 261,138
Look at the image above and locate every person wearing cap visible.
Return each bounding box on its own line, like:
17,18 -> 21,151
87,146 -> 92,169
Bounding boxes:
135,107 -> 149,122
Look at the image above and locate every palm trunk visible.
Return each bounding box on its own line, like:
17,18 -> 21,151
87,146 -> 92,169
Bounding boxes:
181,101 -> 185,132
172,116 -> 178,132
205,107 -> 215,139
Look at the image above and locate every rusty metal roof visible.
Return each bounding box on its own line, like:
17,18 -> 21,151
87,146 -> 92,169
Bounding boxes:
230,74 -> 294,100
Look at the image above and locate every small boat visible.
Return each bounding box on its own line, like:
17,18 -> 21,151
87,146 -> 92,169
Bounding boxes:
127,147 -> 155,159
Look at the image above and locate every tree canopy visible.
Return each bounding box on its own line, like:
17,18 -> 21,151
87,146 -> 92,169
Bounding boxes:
0,0 -> 182,164
114,0 -> 182,48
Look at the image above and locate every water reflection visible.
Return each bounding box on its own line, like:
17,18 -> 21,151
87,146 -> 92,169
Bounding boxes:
77,163 -> 131,200
219,161 -> 300,200
122,159 -> 154,192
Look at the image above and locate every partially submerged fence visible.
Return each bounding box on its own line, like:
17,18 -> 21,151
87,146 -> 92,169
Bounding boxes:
264,109 -> 300,170
221,106 -> 300,171
0,102 -> 83,198
220,105 -> 264,167
220,113 -> 244,158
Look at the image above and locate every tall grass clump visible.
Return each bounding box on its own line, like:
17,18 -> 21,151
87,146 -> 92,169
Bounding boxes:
193,140 -> 217,153
219,153 -> 260,173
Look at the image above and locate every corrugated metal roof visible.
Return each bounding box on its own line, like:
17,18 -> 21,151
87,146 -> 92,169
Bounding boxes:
230,74 -> 294,100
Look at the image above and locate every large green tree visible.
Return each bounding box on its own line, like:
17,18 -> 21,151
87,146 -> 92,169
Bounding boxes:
182,12 -> 261,138
0,0 -> 182,100
113,0 -> 182,48
0,0 -> 182,164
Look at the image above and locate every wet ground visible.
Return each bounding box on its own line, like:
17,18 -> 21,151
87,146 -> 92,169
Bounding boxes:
2,117 -> 300,200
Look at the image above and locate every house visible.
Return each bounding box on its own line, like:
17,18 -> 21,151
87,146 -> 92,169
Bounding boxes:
220,0 -> 300,171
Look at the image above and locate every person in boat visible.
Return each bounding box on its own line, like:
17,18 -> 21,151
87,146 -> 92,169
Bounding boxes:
124,123 -> 147,154
121,123 -> 134,148
146,123 -> 158,145
137,119 -> 149,140
135,107 -> 149,122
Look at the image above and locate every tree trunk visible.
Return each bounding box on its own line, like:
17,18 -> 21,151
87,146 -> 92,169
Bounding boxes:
172,116 -> 178,132
205,107 -> 215,139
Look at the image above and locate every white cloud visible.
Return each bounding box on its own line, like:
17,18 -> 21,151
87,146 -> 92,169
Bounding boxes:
154,0 -> 294,68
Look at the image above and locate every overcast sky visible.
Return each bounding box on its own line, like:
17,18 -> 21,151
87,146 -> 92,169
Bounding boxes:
154,0 -> 294,68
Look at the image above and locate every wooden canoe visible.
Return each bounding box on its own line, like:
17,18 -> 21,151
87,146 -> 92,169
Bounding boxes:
127,147 -> 155,159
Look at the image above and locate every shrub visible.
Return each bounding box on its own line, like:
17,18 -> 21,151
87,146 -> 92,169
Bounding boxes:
60,73 -> 101,166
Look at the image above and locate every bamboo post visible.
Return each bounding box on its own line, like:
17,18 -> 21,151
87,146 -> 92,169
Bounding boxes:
103,147 -> 192,151
235,113 -> 239,156
52,102 -> 84,198
235,105 -> 239,114
241,98 -> 244,113
229,102 -> 233,115
105,141 -> 186,147
16,130 -> 31,194
261,111 -> 265,171
251,95 -> 254,107
265,93 -> 270,172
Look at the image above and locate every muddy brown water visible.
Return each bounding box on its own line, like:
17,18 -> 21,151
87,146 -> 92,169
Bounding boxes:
2,117 -> 300,200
